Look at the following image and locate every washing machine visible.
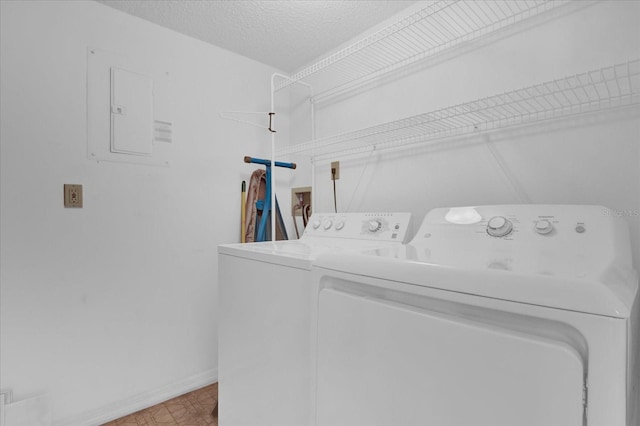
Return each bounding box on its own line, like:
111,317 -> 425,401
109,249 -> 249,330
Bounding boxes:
312,205 -> 639,426
218,212 -> 412,426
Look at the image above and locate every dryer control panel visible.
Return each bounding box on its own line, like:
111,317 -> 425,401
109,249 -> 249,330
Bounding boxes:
303,212 -> 412,243
407,205 -> 634,279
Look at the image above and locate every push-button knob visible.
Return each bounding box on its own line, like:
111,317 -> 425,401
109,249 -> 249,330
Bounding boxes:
535,219 -> 553,235
368,220 -> 382,232
487,216 -> 513,237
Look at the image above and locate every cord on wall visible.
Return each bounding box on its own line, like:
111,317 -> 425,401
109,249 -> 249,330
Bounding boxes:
331,166 -> 337,213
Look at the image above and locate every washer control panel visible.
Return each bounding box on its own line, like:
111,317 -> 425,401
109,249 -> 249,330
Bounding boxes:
303,212 -> 412,243
408,205 -> 633,279
429,206 -> 610,241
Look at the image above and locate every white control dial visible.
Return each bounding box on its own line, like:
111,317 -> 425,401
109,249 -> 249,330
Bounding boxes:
323,219 -> 333,230
535,219 -> 554,235
312,220 -> 321,230
487,216 -> 513,237
335,221 -> 345,231
368,220 -> 382,232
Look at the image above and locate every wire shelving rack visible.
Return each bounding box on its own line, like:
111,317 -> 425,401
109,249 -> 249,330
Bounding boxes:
276,59 -> 640,159
275,0 -> 571,100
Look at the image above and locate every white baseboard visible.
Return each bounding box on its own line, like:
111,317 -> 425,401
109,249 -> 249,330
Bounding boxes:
4,394 -> 51,426
57,368 -> 217,426
1,393 -> 5,426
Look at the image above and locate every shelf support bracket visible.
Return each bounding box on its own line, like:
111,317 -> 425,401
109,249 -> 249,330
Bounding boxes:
268,112 -> 276,133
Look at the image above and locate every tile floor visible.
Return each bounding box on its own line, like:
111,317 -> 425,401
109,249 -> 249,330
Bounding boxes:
102,383 -> 218,426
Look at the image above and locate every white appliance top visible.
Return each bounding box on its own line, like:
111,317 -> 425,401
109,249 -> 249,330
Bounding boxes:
218,212 -> 412,269
314,205 -> 638,317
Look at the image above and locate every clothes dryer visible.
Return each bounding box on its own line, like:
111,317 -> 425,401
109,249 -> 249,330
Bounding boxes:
312,205 -> 639,426
218,212 -> 412,426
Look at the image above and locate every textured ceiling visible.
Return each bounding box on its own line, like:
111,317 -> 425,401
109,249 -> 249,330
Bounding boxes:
95,0 -> 418,73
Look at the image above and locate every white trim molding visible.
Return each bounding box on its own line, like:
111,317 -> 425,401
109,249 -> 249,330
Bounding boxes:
57,369 -> 218,426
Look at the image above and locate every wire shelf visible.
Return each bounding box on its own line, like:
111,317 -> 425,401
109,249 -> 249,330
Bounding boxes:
276,59 -> 640,159
275,0 -> 571,99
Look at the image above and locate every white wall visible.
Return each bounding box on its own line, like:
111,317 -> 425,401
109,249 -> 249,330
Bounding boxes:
284,1 -> 640,272
0,0 -> 278,424
2,0 -> 638,423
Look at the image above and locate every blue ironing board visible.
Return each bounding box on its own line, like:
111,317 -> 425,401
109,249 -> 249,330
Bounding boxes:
244,156 -> 296,242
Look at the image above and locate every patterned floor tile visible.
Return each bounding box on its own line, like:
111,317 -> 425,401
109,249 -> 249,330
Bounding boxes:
103,384 -> 218,426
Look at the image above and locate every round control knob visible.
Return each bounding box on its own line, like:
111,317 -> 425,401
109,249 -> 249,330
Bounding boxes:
368,220 -> 382,232
487,216 -> 513,237
323,219 -> 333,230
535,219 -> 553,235
312,220 -> 321,230
335,221 -> 345,231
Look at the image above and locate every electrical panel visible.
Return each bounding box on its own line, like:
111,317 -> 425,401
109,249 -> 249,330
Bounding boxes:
110,67 -> 153,156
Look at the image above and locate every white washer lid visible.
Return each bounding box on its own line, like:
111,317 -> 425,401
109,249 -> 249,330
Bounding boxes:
218,237 -> 410,270
314,249 -> 638,318
219,240 -> 317,269
314,205 -> 638,318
